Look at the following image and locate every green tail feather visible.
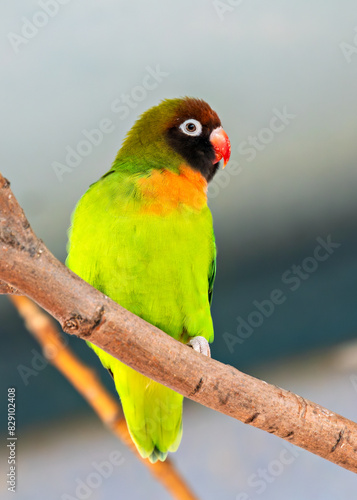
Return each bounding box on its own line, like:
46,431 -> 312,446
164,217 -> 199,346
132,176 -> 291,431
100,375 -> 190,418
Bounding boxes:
88,342 -> 183,461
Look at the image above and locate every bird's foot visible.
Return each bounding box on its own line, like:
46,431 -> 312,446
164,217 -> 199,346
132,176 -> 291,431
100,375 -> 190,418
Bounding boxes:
187,336 -> 211,357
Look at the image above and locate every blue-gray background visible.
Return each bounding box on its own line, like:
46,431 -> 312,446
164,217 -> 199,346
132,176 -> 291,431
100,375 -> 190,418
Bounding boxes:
1,1 -> 357,499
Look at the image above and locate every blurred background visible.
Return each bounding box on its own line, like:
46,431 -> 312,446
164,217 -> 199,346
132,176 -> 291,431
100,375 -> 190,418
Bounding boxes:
1,1 -> 357,498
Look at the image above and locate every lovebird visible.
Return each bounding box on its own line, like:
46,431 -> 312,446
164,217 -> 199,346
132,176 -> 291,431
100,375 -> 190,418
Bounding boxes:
66,97 -> 231,462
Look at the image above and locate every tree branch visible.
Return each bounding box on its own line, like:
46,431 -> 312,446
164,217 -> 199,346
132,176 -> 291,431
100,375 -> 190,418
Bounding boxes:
0,279 -> 19,295
9,295 -> 198,500
1,172 -> 356,474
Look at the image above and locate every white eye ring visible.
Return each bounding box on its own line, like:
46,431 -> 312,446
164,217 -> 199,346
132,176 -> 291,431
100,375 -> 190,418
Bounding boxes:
179,119 -> 202,137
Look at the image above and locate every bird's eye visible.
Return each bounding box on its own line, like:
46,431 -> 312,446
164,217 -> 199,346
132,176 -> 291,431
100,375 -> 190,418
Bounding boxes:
179,119 -> 202,137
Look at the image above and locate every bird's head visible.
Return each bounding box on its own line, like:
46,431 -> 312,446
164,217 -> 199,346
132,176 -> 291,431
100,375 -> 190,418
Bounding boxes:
118,97 -> 231,182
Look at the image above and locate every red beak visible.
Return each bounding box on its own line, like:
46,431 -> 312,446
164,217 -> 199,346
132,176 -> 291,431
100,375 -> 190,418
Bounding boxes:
210,127 -> 231,168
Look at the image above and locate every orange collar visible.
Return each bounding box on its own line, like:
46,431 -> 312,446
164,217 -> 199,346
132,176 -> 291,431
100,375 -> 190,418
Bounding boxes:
137,165 -> 207,215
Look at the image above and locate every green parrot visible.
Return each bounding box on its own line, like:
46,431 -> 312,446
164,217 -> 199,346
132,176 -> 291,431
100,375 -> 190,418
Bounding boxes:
66,97 -> 231,462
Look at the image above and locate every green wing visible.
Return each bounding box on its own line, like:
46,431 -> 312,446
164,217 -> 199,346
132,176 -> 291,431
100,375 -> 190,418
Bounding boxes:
208,240 -> 216,306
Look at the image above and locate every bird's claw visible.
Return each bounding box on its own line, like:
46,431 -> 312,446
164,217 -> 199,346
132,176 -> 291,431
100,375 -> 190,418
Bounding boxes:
187,336 -> 211,357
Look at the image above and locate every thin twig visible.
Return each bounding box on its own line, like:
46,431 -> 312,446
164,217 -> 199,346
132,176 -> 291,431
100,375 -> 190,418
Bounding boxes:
1,172 -> 357,474
10,295 -> 198,500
